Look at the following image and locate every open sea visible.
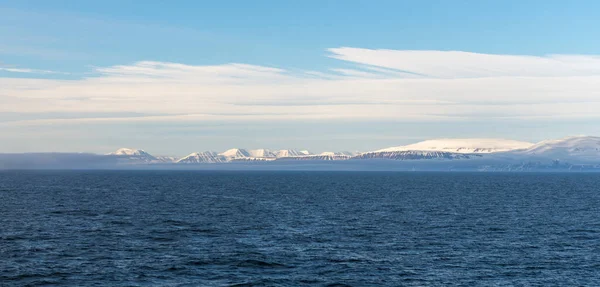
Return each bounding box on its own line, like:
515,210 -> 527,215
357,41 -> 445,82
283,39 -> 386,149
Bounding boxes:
1,171 -> 600,286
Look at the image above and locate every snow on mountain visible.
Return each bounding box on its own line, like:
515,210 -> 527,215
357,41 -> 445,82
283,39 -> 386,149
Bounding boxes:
97,136 -> 600,166
108,148 -> 156,158
248,149 -> 276,158
277,154 -> 352,161
273,150 -> 351,160
356,150 -> 480,160
155,156 -> 179,163
219,148 -> 251,159
230,157 -> 277,162
106,148 -> 158,163
376,138 -> 534,154
177,151 -> 226,163
275,149 -> 303,158
520,136 -> 600,161
320,151 -> 357,156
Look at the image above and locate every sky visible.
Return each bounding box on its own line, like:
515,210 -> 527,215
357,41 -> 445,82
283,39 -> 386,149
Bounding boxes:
2,0 -> 600,156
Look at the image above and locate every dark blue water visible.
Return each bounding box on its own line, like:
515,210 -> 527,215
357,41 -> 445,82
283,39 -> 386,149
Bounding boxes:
1,171 -> 600,286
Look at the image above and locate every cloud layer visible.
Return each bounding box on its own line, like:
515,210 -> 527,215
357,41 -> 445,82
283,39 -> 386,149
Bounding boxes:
328,47 -> 600,78
3,48 -> 600,127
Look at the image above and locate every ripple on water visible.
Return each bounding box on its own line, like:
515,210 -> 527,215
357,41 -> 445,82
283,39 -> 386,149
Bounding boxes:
1,171 -> 600,286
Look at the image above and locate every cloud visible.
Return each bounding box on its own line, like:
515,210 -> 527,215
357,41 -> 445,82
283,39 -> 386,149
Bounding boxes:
327,47 -> 600,78
0,65 -> 68,74
95,61 -> 287,81
2,48 -> 600,127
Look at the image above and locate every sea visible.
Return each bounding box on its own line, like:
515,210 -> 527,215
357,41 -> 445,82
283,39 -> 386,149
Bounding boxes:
1,171 -> 599,286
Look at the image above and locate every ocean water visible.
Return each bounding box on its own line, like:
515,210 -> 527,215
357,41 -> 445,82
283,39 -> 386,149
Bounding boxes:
1,171 -> 600,286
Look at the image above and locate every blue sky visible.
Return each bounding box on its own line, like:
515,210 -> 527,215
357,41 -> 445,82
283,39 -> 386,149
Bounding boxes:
2,0 -> 600,155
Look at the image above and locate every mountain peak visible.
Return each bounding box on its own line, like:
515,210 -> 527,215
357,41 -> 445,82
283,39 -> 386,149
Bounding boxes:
248,149 -> 276,158
108,148 -> 154,157
275,149 -> 303,157
219,148 -> 251,158
177,151 -> 225,163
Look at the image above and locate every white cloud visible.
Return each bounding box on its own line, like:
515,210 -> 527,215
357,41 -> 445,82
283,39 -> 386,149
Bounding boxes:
327,47 -> 600,78
2,48 -> 600,127
0,65 -> 67,74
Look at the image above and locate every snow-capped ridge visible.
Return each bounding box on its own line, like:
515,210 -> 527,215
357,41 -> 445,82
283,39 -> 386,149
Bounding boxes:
96,136 -> 600,166
277,154 -> 352,161
248,149 -> 276,158
108,148 -> 154,157
356,150 -> 480,160
107,147 -> 158,161
177,151 -> 226,163
376,138 -> 534,154
275,149 -> 303,158
106,147 -> 161,163
219,148 -> 251,158
521,136 -> 600,158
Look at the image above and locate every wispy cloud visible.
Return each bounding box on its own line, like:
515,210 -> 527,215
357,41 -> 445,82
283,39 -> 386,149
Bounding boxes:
327,47 -> 600,78
0,65 -> 68,75
2,48 -> 600,127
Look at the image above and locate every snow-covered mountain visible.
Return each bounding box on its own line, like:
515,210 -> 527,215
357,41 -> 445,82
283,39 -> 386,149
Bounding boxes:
218,148 -> 301,160
155,156 -> 179,163
356,150 -> 480,160
4,136 -> 600,170
219,148 -> 251,159
376,138 -> 534,154
320,151 -> 358,156
106,148 -> 180,163
108,148 -> 156,158
99,137 -> 600,166
248,149 -> 276,158
516,136 -> 600,162
277,154 -> 352,161
275,149 -> 304,158
359,139 -> 531,161
217,148 -> 313,159
107,148 -> 157,162
177,152 -> 226,163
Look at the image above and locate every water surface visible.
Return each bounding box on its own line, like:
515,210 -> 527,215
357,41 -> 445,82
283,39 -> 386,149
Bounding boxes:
1,171 -> 599,286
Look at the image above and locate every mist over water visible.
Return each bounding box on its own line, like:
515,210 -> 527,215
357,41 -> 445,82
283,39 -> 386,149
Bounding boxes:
1,171 -> 600,286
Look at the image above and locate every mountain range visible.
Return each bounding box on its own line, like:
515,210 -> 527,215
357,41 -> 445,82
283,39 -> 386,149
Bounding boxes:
2,136 -> 600,170
171,148 -> 356,163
